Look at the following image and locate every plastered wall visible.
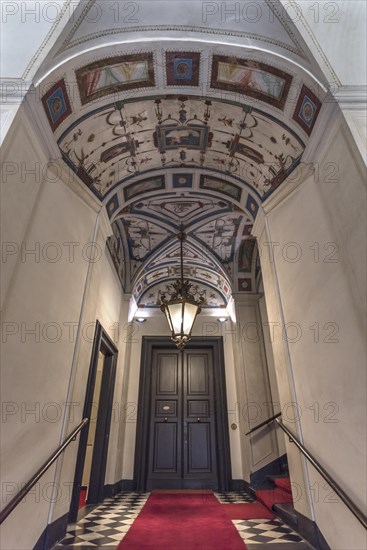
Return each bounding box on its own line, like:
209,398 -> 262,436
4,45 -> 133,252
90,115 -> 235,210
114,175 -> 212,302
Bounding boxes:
253,106 -> 367,548
0,106 -> 126,549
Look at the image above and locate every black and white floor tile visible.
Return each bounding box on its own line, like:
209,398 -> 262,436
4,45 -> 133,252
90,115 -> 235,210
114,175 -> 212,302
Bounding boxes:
215,491 -> 255,503
233,518 -> 306,544
53,492 -> 149,549
53,492 -> 313,549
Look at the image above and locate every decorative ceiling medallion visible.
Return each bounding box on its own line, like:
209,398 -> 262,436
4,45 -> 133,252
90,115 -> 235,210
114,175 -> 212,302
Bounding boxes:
293,85 -> 322,135
42,79 -> 72,132
166,52 -> 201,86
76,53 -> 155,104
211,55 -> 292,110
172,173 -> 193,187
238,278 -> 253,292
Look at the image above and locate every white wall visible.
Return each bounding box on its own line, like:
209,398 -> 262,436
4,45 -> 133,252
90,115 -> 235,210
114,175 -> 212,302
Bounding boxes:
259,294 -> 287,457
253,104 -> 367,548
0,105 -> 126,549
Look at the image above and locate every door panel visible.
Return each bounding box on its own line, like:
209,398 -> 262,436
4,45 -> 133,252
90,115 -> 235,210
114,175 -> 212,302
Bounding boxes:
187,423 -> 212,471
147,347 -> 218,490
153,423 -> 178,472
183,349 -> 217,485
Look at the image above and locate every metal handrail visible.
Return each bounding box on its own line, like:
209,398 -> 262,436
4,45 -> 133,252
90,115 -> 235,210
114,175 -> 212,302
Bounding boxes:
275,418 -> 367,530
0,418 -> 89,525
245,411 -> 282,435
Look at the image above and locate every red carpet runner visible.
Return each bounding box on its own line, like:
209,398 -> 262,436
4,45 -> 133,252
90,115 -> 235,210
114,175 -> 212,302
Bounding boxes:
273,477 -> 292,494
222,501 -> 275,520
255,487 -> 293,509
117,492 -> 247,550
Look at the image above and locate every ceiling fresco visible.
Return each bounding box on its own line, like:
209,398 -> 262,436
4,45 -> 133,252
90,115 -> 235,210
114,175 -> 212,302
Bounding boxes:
38,39 -> 325,309
58,94 -> 305,199
105,187 -> 260,307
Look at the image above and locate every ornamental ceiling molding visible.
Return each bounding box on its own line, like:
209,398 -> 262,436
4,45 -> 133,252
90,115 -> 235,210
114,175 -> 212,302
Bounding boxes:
56,0 -> 307,59
56,24 -> 305,59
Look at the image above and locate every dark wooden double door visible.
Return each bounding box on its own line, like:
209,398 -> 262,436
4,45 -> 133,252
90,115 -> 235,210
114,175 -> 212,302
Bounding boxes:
147,348 -> 218,490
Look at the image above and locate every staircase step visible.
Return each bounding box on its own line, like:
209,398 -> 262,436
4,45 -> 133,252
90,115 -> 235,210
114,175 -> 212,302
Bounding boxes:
273,477 -> 292,494
255,488 -> 293,511
266,473 -> 289,481
273,501 -> 299,528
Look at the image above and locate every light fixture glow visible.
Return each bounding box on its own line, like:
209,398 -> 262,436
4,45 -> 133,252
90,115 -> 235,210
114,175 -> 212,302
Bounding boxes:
160,231 -> 204,350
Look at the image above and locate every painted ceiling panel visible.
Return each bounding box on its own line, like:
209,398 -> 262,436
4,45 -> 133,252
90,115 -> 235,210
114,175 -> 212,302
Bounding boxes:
58,95 -> 305,198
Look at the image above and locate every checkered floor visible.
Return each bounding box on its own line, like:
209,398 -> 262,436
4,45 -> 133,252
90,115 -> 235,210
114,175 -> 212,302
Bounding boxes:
215,490 -> 255,503
233,518 -> 305,544
53,491 -> 312,549
53,492 -> 148,548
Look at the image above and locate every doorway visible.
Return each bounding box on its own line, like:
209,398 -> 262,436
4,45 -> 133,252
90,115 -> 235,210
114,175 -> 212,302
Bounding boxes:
69,321 -> 118,522
134,337 -> 231,492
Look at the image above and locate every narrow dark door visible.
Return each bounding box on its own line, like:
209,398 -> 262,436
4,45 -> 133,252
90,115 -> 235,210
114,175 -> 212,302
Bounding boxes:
146,347 -> 218,490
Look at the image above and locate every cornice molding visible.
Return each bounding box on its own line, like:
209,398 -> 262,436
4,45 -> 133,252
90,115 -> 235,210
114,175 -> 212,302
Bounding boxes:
333,85 -> 367,110
232,293 -> 263,304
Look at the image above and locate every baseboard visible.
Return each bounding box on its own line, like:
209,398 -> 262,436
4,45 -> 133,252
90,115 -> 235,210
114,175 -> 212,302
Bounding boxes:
250,454 -> 288,485
274,503 -> 331,550
104,479 -> 123,498
230,479 -> 251,492
33,511 -> 69,550
295,510 -> 330,550
104,479 -> 135,497
121,479 -> 136,492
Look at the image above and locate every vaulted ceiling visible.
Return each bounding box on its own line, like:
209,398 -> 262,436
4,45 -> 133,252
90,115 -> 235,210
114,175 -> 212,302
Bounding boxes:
32,0 -> 328,310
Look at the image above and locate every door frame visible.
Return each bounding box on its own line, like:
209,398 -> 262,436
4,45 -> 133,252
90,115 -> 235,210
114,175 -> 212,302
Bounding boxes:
69,321 -> 118,522
134,336 -> 232,492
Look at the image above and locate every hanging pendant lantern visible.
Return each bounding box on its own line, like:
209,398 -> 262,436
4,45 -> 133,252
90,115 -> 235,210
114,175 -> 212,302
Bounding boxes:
160,232 -> 204,350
